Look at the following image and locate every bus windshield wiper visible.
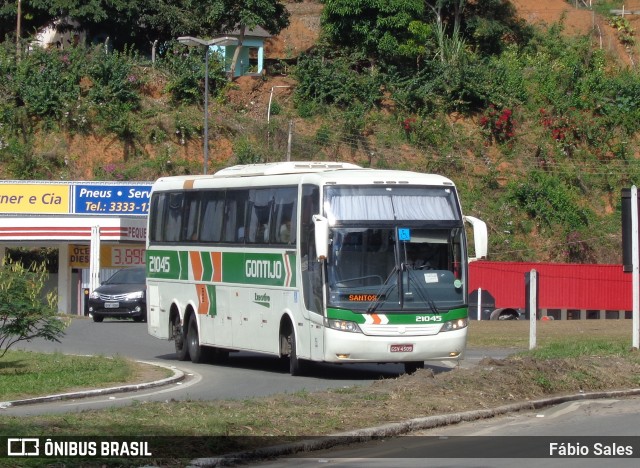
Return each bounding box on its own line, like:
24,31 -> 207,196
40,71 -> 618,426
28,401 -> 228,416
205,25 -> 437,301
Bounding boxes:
405,266 -> 440,314
366,264 -> 399,314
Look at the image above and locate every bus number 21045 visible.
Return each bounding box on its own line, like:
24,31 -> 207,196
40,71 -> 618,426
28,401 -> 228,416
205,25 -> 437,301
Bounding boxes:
148,256 -> 171,273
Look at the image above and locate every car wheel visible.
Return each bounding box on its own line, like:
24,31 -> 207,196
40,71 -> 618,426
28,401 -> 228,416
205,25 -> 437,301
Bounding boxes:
490,308 -> 519,320
92,315 -> 104,323
173,315 -> 189,361
187,318 -> 203,364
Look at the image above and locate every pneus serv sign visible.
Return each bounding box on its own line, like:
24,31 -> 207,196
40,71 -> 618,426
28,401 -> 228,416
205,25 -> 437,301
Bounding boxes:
147,250 -> 296,287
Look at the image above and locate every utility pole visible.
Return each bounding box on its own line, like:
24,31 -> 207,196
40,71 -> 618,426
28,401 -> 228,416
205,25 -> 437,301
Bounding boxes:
16,0 -> 22,61
286,120 -> 293,161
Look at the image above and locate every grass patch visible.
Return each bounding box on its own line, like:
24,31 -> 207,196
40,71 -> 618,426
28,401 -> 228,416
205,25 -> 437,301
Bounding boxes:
527,339 -> 631,359
467,319 -> 634,349
0,350 -> 165,400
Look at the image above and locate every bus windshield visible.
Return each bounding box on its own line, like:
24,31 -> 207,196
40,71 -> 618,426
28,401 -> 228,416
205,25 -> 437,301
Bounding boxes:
324,186 -> 466,313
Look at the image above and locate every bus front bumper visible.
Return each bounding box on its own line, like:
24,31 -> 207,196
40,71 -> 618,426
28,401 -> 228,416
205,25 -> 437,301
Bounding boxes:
323,327 -> 467,363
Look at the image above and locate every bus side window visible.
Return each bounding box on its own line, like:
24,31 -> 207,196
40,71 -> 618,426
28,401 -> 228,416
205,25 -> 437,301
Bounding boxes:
182,192 -> 201,242
200,191 -> 224,242
223,190 -> 249,243
274,187 -> 297,245
165,192 -> 184,242
149,193 -> 166,242
247,188 -> 273,244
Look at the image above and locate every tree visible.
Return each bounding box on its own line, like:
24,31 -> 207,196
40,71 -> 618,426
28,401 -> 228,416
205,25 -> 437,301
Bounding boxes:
321,0 -> 425,64
320,0 -> 532,67
0,258 -> 66,358
1,1 -> 290,64
204,0 -> 290,79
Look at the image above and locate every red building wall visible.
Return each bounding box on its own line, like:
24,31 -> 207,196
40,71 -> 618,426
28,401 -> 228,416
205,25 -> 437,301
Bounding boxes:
468,261 -> 632,310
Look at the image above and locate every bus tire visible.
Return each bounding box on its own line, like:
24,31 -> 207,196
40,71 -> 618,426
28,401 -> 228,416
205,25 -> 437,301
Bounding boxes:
404,361 -> 425,374
289,333 -> 306,376
187,318 -> 204,364
174,315 -> 190,361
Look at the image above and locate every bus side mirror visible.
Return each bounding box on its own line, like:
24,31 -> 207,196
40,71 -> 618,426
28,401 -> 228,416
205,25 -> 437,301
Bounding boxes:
464,216 -> 488,261
312,215 -> 329,261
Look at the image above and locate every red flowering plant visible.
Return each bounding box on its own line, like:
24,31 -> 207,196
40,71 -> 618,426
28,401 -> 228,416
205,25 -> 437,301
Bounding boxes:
539,108 -> 580,155
402,116 -> 417,139
479,105 -> 516,145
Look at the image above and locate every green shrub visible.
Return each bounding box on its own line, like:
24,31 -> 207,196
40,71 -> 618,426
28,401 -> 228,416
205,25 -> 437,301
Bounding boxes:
86,47 -> 141,108
0,258 -> 65,358
234,136 -> 264,164
314,124 -> 333,146
293,48 -> 383,112
14,47 -> 84,123
159,41 -> 227,105
507,171 -> 592,232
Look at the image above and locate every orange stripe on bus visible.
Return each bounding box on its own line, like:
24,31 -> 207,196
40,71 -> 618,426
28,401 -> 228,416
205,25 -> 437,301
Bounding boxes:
190,251 -> 203,281
211,251 -> 222,282
196,284 -> 209,314
371,314 -> 382,324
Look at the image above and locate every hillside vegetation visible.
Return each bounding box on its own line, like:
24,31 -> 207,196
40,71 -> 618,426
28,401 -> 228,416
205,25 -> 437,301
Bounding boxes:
1,1 -> 640,264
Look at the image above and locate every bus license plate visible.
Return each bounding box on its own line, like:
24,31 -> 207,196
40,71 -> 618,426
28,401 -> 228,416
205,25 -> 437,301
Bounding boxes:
390,344 -> 413,353
105,302 -> 119,309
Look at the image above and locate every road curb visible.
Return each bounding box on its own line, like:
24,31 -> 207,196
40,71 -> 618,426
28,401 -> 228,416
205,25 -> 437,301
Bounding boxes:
0,361 -> 185,409
188,387 -> 640,467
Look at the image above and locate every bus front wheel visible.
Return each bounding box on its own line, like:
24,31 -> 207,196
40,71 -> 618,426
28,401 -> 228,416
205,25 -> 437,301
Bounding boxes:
174,315 -> 190,361
288,334 -> 306,376
187,318 -> 203,363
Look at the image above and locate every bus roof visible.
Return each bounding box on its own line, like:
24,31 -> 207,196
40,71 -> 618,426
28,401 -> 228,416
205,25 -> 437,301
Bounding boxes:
151,162 -> 456,190
212,161 -> 362,177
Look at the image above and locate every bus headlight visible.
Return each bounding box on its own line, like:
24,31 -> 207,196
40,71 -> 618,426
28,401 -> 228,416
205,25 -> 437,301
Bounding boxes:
324,318 -> 362,333
441,318 -> 468,332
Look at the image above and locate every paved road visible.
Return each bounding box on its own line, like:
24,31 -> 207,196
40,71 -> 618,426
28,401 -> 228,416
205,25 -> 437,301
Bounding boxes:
7,316 -> 513,415
256,397 -> 640,468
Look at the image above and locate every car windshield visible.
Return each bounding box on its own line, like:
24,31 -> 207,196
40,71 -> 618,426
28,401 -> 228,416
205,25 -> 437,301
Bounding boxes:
105,268 -> 145,285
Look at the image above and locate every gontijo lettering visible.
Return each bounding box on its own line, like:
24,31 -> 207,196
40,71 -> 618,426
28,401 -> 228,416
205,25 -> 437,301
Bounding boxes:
246,259 -> 282,279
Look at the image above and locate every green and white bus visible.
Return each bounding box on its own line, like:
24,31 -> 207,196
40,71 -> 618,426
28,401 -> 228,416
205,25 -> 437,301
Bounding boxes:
146,162 -> 487,375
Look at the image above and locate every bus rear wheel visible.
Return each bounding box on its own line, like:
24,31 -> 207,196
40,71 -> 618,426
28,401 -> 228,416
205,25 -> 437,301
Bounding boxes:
187,318 -> 203,363
174,315 -> 189,361
404,361 -> 425,374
